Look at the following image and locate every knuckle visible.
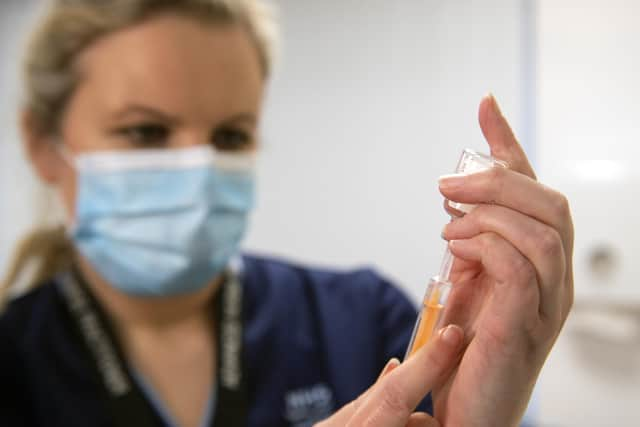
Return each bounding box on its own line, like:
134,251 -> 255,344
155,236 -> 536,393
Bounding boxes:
469,203 -> 492,220
486,167 -> 506,202
480,231 -> 503,254
423,342 -> 447,372
463,208 -> 483,230
377,377 -> 411,417
506,253 -> 536,282
487,165 -> 504,181
537,228 -> 563,257
484,230 -> 502,243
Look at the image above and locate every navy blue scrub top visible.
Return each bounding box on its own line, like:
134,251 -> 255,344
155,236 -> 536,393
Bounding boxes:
0,254 -> 430,426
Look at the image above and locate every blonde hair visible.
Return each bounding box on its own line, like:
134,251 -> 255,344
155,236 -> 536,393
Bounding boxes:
1,0 -> 278,307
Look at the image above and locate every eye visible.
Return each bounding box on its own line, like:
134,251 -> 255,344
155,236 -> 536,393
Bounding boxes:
115,123 -> 170,147
211,127 -> 252,152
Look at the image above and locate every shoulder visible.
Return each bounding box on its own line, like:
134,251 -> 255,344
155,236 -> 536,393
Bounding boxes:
0,280 -> 95,385
240,253 -> 418,369
1,280 -> 127,426
0,282 -> 69,376
0,283 -> 61,346
241,253 -> 414,311
0,283 -> 63,425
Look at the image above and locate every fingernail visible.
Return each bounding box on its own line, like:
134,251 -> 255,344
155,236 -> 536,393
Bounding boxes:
387,358 -> 400,368
438,173 -> 465,190
382,358 -> 400,373
439,325 -> 463,347
447,240 -> 461,253
378,358 -> 401,380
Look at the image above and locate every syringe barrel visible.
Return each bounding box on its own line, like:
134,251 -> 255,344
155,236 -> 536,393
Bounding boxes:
404,276 -> 452,360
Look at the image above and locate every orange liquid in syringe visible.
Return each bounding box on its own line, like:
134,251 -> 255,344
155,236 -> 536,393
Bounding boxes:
407,293 -> 443,358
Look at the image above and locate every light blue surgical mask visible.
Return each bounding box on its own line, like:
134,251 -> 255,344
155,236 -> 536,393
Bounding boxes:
64,145 -> 255,297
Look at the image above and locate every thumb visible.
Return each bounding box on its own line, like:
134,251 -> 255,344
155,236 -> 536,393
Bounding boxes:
347,325 -> 465,426
407,412 -> 441,427
478,94 -> 536,179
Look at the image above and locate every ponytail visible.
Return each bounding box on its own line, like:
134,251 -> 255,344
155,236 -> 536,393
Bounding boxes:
1,226 -> 73,310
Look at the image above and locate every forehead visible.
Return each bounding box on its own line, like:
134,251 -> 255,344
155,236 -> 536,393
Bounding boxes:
73,14 -> 264,118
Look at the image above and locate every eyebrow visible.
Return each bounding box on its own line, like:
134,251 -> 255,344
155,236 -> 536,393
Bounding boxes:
111,105 -> 182,125
221,113 -> 257,127
111,105 -> 257,127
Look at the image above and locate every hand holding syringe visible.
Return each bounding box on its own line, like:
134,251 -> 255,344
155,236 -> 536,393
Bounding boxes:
405,149 -> 507,360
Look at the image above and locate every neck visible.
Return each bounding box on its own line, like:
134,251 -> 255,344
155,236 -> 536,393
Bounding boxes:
75,254 -> 223,332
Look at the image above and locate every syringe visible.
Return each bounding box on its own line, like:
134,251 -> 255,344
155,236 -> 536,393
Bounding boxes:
404,149 -> 507,360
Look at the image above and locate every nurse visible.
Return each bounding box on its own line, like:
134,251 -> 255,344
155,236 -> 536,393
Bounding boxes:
0,0 -> 574,426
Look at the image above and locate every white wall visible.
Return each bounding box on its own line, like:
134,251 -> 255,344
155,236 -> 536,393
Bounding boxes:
0,1 -> 43,277
536,0 -> 640,425
248,0 -> 526,304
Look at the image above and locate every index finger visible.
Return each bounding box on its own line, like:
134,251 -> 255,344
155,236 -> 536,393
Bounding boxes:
348,325 -> 464,427
479,94 -> 537,180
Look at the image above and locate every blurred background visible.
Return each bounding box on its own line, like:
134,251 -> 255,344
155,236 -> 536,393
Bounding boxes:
1,0 -> 639,425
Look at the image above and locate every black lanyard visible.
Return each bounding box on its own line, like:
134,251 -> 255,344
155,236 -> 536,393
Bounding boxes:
57,267 -> 247,427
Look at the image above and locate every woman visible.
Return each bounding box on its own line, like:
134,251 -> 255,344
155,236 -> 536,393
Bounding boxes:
0,0 -> 574,426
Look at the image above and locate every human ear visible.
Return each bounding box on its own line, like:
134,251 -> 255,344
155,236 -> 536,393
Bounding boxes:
20,109 -> 65,185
